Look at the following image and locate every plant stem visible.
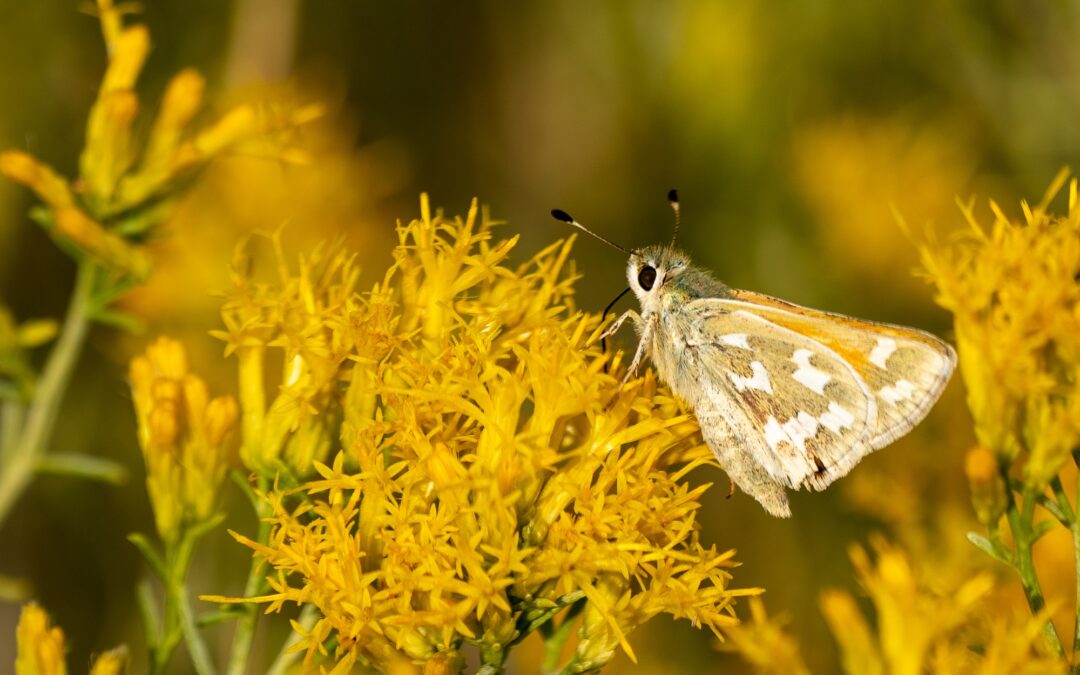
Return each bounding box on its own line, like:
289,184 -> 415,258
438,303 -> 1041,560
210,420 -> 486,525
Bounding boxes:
225,499 -> 272,675
1,400 -> 24,463
542,599 -> 586,675
0,260 -> 95,530
1006,486 -> 1065,657
1072,466 -> 1080,673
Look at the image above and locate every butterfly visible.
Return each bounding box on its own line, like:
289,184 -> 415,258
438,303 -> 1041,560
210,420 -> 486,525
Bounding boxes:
551,190 -> 956,517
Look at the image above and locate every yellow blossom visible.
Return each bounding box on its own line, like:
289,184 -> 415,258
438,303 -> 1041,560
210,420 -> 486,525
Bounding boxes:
15,603 -> 67,675
716,598 -> 810,675
212,234 -> 360,475
13,603 -> 128,675
820,538 -> 1064,675
129,337 -> 238,542
0,2 -> 319,280
204,197 -> 755,672
87,648 -> 127,675
965,446 -> 1007,526
916,170 -> 1080,486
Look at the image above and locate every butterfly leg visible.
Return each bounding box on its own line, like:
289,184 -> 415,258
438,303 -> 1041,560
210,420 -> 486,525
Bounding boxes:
600,309 -> 642,342
621,315 -> 655,385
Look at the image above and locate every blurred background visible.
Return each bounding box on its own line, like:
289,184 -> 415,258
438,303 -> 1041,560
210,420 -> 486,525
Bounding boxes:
2,1 -> 1079,672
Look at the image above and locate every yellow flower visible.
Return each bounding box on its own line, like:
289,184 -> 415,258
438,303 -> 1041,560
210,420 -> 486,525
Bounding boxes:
917,169 -> 1080,488
212,234 -> 361,475
716,597 -> 810,675
15,603 -> 67,675
129,337 -> 238,542
965,446 -> 1006,526
0,1 -> 318,280
820,538 -> 1065,675
87,648 -> 127,675
205,196 -> 755,672
13,603 -> 128,675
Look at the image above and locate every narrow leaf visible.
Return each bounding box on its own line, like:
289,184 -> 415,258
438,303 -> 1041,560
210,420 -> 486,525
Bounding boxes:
36,452 -> 128,484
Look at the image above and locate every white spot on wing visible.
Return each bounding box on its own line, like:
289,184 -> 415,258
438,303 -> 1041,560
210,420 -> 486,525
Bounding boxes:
720,333 -> 751,350
870,337 -> 898,369
819,402 -> 855,433
728,361 -> 773,394
791,349 -> 831,395
781,411 -> 820,453
764,416 -> 786,451
879,379 -> 917,404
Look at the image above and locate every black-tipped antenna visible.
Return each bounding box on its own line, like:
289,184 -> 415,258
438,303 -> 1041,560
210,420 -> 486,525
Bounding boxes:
550,209 -> 633,254
668,189 -> 681,245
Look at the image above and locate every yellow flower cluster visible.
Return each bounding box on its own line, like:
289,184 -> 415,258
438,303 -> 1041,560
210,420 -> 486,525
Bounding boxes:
129,337 -> 238,543
212,235 -> 360,475
206,197 -> 754,672
14,603 -> 127,675
917,170 -> 1080,487
821,538 -> 1064,675
0,0 -> 320,279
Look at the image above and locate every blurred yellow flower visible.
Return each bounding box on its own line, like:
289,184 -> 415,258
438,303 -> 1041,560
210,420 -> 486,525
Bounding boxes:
917,170 -> 1080,487
821,538 -> 1064,675
717,597 -> 809,675
14,603 -> 128,675
0,0 -> 320,282
794,117 -> 977,297
15,603 -> 67,675
204,197 -> 755,672
129,337 -> 238,542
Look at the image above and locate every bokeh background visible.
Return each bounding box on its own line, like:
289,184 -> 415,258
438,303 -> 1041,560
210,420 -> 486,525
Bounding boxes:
2,1 -> 1079,672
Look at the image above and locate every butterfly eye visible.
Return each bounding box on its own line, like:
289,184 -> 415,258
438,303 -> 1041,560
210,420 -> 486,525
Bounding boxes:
638,265 -> 657,291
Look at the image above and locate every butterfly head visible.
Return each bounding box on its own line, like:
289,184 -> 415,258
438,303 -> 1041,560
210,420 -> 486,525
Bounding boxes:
628,245 -> 689,304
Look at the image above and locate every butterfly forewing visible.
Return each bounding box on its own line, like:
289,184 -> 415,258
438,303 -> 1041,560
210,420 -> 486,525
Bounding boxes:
728,290 -> 957,449
686,301 -> 881,490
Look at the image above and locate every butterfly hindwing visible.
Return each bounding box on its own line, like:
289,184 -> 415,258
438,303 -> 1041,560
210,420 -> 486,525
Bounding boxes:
727,290 -> 957,450
685,301 -> 878,491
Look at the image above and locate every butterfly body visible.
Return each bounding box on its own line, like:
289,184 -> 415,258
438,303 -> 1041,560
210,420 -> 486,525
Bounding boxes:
610,243 -> 955,518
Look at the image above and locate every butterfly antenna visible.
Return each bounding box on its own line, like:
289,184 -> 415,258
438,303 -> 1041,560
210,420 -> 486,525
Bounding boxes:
550,209 -> 633,254
668,188 -> 681,246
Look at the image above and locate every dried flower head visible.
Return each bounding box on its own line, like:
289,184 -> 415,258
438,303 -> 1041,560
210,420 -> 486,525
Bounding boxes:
205,196 -> 756,672
129,337 -> 238,542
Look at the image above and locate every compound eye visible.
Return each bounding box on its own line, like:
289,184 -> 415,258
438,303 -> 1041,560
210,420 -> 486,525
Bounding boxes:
638,265 -> 657,291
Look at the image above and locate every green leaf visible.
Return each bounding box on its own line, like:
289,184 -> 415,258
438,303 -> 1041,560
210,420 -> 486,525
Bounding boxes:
196,608 -> 245,628
128,532 -> 168,580
15,319 -> 58,347
0,573 -> 31,602
35,452 -> 128,484
136,576 -> 161,649
1031,519 -> 1058,543
90,307 -> 144,333
967,531 -> 1014,566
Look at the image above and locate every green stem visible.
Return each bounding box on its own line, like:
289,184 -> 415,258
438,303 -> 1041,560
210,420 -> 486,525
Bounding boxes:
151,530 -> 217,675
264,604 -> 318,675
1006,485 -> 1065,657
543,599 -> 586,675
0,260 -> 95,529
0,400 -> 24,463
1072,467 -> 1080,673
225,499 -> 272,675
